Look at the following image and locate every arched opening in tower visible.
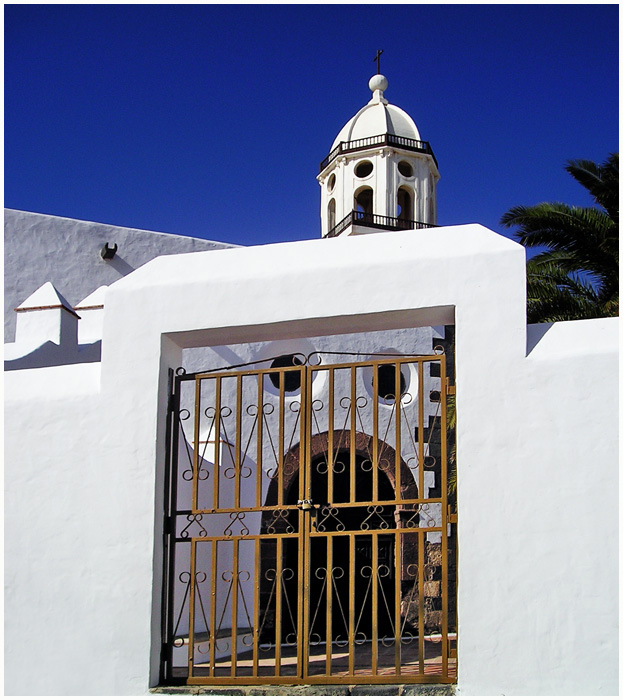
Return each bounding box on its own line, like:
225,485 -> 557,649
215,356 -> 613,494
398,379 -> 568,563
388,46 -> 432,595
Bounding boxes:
328,198 -> 336,231
354,187 -> 373,219
397,187 -> 413,222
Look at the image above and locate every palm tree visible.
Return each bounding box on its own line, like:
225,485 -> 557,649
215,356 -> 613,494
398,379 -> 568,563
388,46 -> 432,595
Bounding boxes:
500,154 -> 618,323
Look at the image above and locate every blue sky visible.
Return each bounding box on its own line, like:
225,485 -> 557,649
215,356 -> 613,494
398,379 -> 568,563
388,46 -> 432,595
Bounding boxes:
5,4 -> 619,247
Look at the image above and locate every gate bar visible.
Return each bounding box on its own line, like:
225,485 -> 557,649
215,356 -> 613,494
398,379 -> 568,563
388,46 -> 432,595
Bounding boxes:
185,353 -> 444,381
418,529 -> 425,675
325,534 -> 333,676
188,539 -> 197,678
230,539 -> 239,677
301,366 -> 311,680
162,370 -> 180,683
278,380 -> 285,507
253,538 -> 260,676
348,533 -> 355,676
275,537 -> 283,675
235,375 -> 243,510
209,541 -> 218,676
394,362 -> 402,505
373,368 -> 379,502
256,374 -> 263,509
213,378 -> 221,512
394,528 -> 401,674
192,377 -> 201,512
328,368 -> 334,505
349,367 -> 356,501
440,354 -> 449,678
418,362 -> 425,503
371,531 -> 379,675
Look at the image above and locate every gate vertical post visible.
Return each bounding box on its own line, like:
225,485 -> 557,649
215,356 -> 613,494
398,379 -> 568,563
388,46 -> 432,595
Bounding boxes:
394,361 -> 402,675
417,361 -> 426,674
440,353 -> 449,678
160,368 -> 178,685
192,377 -> 201,513
188,539 -> 197,679
300,364 -> 312,680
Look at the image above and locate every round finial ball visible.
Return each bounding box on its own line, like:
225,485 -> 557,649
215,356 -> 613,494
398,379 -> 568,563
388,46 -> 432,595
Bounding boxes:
369,74 -> 388,92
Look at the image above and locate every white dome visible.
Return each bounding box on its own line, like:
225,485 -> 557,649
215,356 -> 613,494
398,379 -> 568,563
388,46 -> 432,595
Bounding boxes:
331,75 -> 421,150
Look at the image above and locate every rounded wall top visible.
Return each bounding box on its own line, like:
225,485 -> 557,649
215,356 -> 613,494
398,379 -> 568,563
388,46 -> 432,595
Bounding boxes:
330,75 -> 421,150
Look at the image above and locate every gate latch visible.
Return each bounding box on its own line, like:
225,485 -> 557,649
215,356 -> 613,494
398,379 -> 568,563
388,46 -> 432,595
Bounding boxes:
297,499 -> 315,511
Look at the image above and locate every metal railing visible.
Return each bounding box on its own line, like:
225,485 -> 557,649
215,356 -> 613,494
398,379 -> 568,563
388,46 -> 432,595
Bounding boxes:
320,133 -> 437,173
325,211 -> 437,238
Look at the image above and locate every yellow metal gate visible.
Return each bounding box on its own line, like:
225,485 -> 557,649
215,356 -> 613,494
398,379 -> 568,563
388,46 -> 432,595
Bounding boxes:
161,354 -> 457,685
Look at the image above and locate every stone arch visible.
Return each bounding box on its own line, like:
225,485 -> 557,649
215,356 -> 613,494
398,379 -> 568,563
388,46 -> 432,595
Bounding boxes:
258,430 -> 420,644
261,429 -> 418,531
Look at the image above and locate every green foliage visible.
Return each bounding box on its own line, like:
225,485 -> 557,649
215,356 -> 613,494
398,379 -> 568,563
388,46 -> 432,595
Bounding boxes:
501,153 -> 618,323
447,393 -> 457,495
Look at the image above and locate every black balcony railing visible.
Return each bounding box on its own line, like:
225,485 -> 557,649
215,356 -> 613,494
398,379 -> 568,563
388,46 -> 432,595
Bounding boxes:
325,211 -> 437,238
320,133 -> 437,173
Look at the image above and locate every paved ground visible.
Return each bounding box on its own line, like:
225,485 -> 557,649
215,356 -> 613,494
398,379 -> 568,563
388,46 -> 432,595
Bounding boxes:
153,683 -> 455,696
195,638 -> 456,680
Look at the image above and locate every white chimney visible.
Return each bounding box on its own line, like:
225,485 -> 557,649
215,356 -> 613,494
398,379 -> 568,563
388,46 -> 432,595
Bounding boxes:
74,286 -> 107,344
14,282 -> 79,348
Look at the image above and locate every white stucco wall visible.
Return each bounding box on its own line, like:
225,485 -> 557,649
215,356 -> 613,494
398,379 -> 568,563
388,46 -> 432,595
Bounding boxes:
456,318 -> 618,695
4,209 -> 236,342
4,224 -> 618,695
4,365 -> 119,693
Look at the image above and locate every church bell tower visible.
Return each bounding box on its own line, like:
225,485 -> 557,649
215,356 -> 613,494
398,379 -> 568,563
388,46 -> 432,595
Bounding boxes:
318,72 -> 440,238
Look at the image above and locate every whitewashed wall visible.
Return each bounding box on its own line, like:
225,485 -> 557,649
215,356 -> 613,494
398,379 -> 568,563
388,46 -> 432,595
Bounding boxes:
4,209 -> 236,342
4,224 -> 618,695
456,318 -> 618,696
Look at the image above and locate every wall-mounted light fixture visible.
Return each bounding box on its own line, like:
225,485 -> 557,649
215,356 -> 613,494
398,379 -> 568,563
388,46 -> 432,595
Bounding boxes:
100,243 -> 118,260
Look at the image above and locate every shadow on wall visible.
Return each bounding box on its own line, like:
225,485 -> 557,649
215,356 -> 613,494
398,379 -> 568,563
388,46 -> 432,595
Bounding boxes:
105,255 -> 135,277
5,341 -> 101,370
526,322 -> 554,356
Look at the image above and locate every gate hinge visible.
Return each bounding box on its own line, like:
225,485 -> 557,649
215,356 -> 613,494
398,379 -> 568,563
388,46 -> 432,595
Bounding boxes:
163,515 -> 173,536
445,378 -> 456,395
447,506 -> 457,524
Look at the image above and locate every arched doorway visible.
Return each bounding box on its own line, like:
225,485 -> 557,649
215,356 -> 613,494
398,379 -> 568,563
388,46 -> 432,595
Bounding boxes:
291,451 -> 397,643
259,430 -> 418,647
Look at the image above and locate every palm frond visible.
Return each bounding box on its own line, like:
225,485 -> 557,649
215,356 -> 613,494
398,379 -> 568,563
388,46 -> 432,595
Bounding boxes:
501,154 -> 618,323
525,259 -> 616,322
566,153 -> 618,223
503,204 -> 617,286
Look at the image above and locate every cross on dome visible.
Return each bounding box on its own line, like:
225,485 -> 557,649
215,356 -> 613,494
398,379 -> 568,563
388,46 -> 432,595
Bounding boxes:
374,49 -> 383,74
